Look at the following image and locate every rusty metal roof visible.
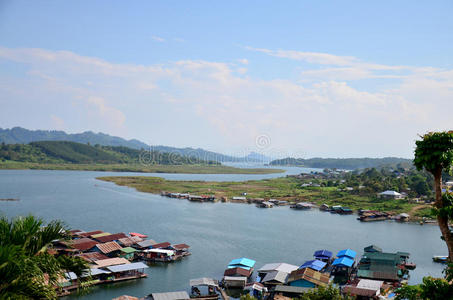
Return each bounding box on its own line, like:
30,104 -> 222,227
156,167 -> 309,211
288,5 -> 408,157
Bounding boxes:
68,238 -> 98,251
94,233 -> 127,243
94,257 -> 130,268
118,237 -> 137,247
153,242 -> 171,249
78,252 -> 109,262
224,267 -> 252,277
172,243 -> 190,250
96,241 -> 123,254
78,230 -> 103,237
287,268 -> 329,286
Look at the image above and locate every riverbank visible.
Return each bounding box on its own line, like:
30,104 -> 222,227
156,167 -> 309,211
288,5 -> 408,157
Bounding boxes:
0,161 -> 284,174
98,176 -> 433,220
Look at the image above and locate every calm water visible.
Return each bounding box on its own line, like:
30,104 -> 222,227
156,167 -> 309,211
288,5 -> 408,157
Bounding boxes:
0,169 -> 446,299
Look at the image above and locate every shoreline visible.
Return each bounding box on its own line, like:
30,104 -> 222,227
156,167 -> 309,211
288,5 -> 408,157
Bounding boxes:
98,176 -> 435,223
0,162 -> 285,175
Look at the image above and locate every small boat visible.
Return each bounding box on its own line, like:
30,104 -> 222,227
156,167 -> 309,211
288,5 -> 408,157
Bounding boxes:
404,262 -> 417,270
433,256 -> 448,263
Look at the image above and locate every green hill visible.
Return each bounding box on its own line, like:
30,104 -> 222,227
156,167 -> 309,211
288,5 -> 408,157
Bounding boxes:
0,141 -> 219,165
269,157 -> 413,170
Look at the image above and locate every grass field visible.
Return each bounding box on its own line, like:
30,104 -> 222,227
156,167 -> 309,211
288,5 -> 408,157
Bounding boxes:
0,161 -> 284,174
98,175 -> 433,218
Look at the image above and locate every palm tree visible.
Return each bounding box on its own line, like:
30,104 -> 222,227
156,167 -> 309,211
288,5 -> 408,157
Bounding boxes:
0,215 -> 88,299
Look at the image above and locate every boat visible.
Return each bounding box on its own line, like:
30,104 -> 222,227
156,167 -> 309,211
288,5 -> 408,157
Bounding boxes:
433,256 -> 448,263
403,262 -> 417,270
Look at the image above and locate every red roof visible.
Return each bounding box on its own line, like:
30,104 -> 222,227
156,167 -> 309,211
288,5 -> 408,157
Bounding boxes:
173,243 -> 190,250
224,267 -> 252,277
78,230 -> 104,237
129,232 -> 148,238
95,233 -> 127,243
153,242 -> 171,249
96,241 -> 123,254
78,252 -> 109,262
69,238 -> 98,251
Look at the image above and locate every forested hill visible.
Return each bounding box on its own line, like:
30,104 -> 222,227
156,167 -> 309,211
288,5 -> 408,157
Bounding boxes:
0,127 -> 264,162
0,141 -> 219,165
269,157 -> 413,170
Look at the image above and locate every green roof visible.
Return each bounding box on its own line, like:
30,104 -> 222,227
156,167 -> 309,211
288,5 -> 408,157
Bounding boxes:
120,247 -> 137,254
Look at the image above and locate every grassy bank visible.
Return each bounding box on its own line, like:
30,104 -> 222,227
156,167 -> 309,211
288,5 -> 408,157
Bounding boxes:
0,161 -> 284,174
98,176 -> 432,217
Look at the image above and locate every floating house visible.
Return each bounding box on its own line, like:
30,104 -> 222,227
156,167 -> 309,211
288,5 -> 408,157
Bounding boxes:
228,258 -> 256,270
190,278 -> 219,299
118,236 -> 143,247
290,202 -> 314,210
364,245 -> 382,253
273,285 -> 312,298
313,250 -> 333,262
150,291 -> 190,300
244,282 -> 267,298
260,271 -> 289,286
136,239 -> 157,249
332,249 -> 356,280
119,247 -> 137,260
141,248 -> 176,262
287,268 -> 330,288
343,279 -> 384,299
67,238 -> 98,252
95,241 -> 123,257
93,257 -> 130,269
357,247 -> 411,282
319,204 -> 330,211
256,201 -> 274,208
299,259 -> 327,272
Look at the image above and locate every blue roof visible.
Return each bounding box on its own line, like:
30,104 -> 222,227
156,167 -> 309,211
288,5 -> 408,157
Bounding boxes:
332,257 -> 354,267
228,257 -> 256,268
313,250 -> 332,259
299,259 -> 327,271
337,249 -> 356,259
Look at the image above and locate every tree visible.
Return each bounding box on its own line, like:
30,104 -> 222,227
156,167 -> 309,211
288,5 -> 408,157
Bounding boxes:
395,277 -> 453,300
0,215 -> 89,299
298,285 -> 353,300
414,131 -> 453,260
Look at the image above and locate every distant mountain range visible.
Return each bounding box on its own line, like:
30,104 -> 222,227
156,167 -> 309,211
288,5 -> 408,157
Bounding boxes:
269,157 -> 413,170
0,127 -> 272,163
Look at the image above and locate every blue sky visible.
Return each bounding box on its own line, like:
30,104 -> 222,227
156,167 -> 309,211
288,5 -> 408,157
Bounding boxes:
0,1 -> 452,158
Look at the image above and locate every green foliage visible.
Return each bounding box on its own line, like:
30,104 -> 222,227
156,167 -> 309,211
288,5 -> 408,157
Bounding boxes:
414,131 -> 453,173
0,215 -> 89,299
240,294 -> 257,300
0,141 -> 219,165
270,157 -> 412,169
298,285 -> 353,300
395,284 -> 423,300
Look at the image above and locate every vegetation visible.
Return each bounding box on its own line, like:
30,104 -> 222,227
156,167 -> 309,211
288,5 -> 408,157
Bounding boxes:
99,175 -> 428,216
0,215 -> 89,299
396,275 -> 453,300
298,284 -> 353,300
414,131 -> 453,260
269,157 -> 412,169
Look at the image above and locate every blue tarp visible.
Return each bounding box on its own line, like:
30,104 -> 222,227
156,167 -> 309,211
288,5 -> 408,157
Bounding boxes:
228,257 -> 256,268
337,249 -> 357,259
313,250 -> 332,259
299,259 -> 327,271
332,257 -> 354,267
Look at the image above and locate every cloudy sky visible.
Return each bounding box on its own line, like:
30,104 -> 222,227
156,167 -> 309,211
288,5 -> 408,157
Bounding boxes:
0,1 -> 452,158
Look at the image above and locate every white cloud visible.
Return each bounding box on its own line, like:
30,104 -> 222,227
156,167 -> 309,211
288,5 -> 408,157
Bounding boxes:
151,35 -> 165,42
0,46 -> 452,157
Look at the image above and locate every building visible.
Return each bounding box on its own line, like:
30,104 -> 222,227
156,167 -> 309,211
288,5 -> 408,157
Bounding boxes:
378,190 -> 404,199
287,268 -> 330,288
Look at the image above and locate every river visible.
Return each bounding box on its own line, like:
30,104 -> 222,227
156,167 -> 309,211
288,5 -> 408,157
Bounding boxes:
0,169 -> 446,299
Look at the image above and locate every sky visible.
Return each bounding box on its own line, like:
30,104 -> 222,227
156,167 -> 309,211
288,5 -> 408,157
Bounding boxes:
0,1 -> 452,158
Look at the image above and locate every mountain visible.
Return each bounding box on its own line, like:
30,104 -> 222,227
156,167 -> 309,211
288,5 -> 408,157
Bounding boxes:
0,127 -> 265,162
0,141 -> 218,165
269,157 -> 413,170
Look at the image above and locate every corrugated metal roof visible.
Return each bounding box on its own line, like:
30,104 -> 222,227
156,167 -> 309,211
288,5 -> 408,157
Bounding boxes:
144,249 -> 175,255
224,267 -> 252,277
299,260 -> 327,271
91,232 -> 112,238
258,263 -> 298,274
224,276 -> 247,283
69,238 -> 98,251
172,243 -> 190,250
95,233 -> 127,243
287,268 -> 329,286
137,239 -> 157,248
93,257 -> 130,268
118,237 -> 137,247
332,257 -> 354,267
190,278 -> 218,286
78,230 -> 103,237
84,268 -> 111,277
120,247 -> 137,254
107,262 -> 148,273
364,245 -> 382,253
274,285 -> 313,294
228,257 -> 256,268
262,271 -> 288,283
244,282 -> 267,292
337,249 -> 357,259
153,242 -> 171,249
313,250 -> 333,259
343,286 -> 378,297
78,252 -> 109,262
357,279 -> 383,290
95,241 -> 122,254
151,291 -> 190,300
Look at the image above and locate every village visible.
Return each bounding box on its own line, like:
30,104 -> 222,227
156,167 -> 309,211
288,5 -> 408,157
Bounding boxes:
113,244 -> 416,300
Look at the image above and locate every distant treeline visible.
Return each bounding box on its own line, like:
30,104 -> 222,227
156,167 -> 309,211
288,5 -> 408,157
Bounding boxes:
269,157 -> 413,170
0,141 -> 219,165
